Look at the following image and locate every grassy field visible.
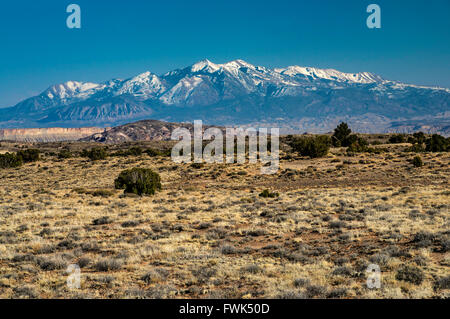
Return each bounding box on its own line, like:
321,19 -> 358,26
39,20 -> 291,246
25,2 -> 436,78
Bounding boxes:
0,138 -> 448,299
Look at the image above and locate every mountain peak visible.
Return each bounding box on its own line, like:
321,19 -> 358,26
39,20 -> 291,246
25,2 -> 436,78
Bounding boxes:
274,66 -> 383,84
116,71 -> 164,98
44,81 -> 101,100
231,59 -> 252,65
134,71 -> 152,78
126,71 -> 156,83
190,59 -> 220,73
2,59 -> 449,135
223,59 -> 255,69
189,59 -> 257,74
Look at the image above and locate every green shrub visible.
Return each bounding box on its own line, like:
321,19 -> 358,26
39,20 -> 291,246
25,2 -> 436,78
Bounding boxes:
389,134 -> 407,144
259,189 -> 279,198
343,134 -> 359,147
57,150 -> 73,159
145,148 -> 161,157
346,137 -> 369,153
127,146 -> 143,156
114,168 -> 161,196
145,148 -> 171,157
82,147 -> 108,161
111,146 -> 142,157
0,152 -> 23,169
412,132 -> 426,144
412,156 -> 423,168
110,150 -> 128,157
332,122 -> 351,147
291,135 -> 331,158
17,149 -> 40,163
425,134 -> 449,152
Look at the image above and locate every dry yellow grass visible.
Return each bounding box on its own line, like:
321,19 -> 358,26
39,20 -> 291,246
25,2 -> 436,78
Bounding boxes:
0,141 -> 448,299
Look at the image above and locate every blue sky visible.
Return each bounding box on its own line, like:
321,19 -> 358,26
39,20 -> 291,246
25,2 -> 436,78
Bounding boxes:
0,0 -> 449,107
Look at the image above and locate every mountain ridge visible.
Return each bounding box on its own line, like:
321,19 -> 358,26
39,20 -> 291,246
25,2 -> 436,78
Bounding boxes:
79,119 -> 223,144
1,59 -> 449,135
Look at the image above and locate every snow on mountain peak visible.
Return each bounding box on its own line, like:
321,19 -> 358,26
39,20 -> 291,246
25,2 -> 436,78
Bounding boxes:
116,71 -> 165,98
34,59 -> 448,111
189,59 -> 259,75
274,66 -> 383,84
221,59 -> 257,71
160,75 -> 206,105
44,81 -> 102,100
6,58 -> 449,135
191,59 -> 221,73
125,71 -> 155,84
225,59 -> 254,67
134,71 -> 152,79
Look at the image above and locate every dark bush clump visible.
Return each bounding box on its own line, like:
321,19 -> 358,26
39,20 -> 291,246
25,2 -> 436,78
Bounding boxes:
425,134 -> 449,152
412,231 -> 435,248
93,216 -> 113,225
114,168 -> 161,196
113,147 -> 143,157
433,276 -> 450,291
293,278 -> 310,288
82,147 -> 108,161
127,146 -> 143,156
406,132 -> 427,152
146,148 -> 171,157
290,135 -> 331,158
305,285 -> 327,298
36,255 -> 67,271
145,148 -> 161,157
412,156 -> 423,168
0,152 -> 23,169
220,245 -> 238,255
342,134 -> 359,147
190,162 -> 204,169
347,137 -> 369,153
259,189 -> 279,198
395,265 -> 424,285
94,258 -> 123,272
389,134 -> 407,144
327,288 -> 348,299
13,286 -> 38,299
329,221 -> 346,229
121,220 -> 140,228
17,149 -> 40,162
412,132 -> 426,144
57,149 -> 73,159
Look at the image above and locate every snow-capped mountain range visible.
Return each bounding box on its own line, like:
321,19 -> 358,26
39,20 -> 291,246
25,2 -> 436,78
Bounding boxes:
0,59 -> 449,134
